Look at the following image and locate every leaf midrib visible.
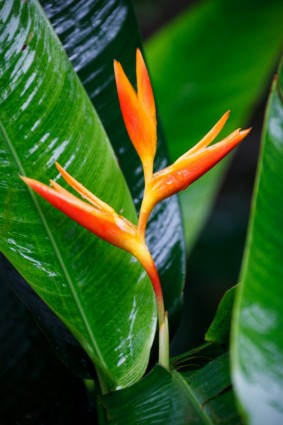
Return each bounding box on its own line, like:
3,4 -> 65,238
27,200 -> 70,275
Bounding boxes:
0,119 -> 108,374
172,369 -> 214,425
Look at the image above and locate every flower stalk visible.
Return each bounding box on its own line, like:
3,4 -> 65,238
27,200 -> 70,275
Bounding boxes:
135,244 -> 169,368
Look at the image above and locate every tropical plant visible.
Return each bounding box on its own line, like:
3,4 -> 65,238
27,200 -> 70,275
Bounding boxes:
1,0 -> 283,424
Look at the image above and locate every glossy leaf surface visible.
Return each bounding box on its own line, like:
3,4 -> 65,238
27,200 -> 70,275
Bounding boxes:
146,0 -> 283,250
0,0 -> 156,390
232,59 -> 283,424
104,352 -> 242,424
41,0 -> 186,330
171,342 -> 225,372
205,286 -> 236,345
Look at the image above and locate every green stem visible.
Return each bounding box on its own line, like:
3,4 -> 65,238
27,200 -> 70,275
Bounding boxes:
96,367 -> 110,395
93,369 -> 109,424
159,312 -> 169,369
83,378 -> 107,424
94,385 -> 107,425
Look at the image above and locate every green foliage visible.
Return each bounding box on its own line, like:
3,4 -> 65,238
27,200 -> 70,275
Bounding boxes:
205,286 -> 236,345
232,59 -> 283,425
104,351 -> 242,424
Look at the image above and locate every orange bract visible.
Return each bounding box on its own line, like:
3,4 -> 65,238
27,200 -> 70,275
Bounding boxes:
21,172 -> 139,256
114,49 -> 156,181
114,53 -> 251,239
136,49 -> 156,123
150,126 -> 251,205
21,165 -> 165,331
136,107 -> 250,234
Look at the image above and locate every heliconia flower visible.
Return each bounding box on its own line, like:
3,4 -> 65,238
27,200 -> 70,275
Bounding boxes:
114,49 -> 156,182
21,162 -> 165,303
20,163 -> 141,256
114,50 -> 251,239
138,111 -> 251,231
20,49 -> 251,372
21,162 -> 169,368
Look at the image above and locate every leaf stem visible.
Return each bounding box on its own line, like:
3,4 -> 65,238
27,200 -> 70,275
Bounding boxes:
96,367 -> 110,395
91,374 -> 108,424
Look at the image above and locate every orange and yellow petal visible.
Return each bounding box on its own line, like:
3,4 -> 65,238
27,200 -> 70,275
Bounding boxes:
150,128 -> 250,204
136,48 -> 156,125
55,163 -> 115,214
114,59 -> 156,167
21,176 -> 138,254
178,111 -> 230,161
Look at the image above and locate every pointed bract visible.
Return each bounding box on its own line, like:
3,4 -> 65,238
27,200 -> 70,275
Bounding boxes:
55,162 -> 115,214
150,128 -> 251,204
21,175 -> 139,255
114,56 -> 156,179
178,111 -> 230,160
136,48 -> 156,125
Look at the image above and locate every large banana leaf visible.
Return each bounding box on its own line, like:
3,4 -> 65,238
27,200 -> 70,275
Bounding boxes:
0,0 -> 156,390
103,351 -> 242,424
146,0 -> 283,250
41,0 -> 186,330
231,59 -> 283,424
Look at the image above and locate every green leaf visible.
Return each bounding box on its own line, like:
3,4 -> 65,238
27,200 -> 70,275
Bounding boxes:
231,59 -> 283,424
146,0 -> 283,250
205,286 -> 237,345
41,0 -> 186,331
103,352 -> 242,424
171,342 -> 226,372
0,0 -> 156,390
